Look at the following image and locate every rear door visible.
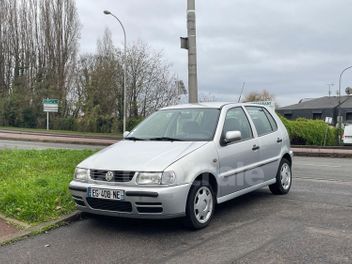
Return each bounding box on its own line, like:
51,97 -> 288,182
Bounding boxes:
245,106 -> 282,182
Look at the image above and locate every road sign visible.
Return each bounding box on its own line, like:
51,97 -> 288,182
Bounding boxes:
43,98 -> 59,113
42,98 -> 59,130
42,99 -> 59,104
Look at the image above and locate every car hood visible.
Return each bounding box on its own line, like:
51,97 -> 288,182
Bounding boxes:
78,140 -> 208,171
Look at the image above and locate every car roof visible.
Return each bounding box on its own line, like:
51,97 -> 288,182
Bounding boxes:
161,102 -> 266,110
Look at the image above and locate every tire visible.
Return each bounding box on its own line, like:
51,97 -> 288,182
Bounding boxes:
269,158 -> 292,195
185,180 -> 215,230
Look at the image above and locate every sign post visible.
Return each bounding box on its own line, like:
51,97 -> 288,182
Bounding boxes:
43,99 -> 59,130
47,112 -> 49,130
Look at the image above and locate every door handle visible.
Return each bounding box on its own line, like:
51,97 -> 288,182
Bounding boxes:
277,138 -> 283,143
252,145 -> 260,151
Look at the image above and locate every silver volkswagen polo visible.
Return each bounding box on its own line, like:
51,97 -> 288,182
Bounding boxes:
69,102 -> 293,229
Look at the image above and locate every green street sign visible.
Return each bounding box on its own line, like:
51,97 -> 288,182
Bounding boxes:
42,99 -> 59,105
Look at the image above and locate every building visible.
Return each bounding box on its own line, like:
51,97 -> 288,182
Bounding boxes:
277,96 -> 352,125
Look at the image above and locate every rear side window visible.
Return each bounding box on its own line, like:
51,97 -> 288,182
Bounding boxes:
245,106 -> 276,136
263,108 -> 278,131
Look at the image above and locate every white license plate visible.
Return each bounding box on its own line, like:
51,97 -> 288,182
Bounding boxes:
88,187 -> 125,201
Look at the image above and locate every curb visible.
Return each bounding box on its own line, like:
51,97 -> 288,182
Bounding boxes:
0,211 -> 82,246
293,152 -> 352,158
292,149 -> 352,158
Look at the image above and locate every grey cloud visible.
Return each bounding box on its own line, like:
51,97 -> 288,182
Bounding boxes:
76,0 -> 352,106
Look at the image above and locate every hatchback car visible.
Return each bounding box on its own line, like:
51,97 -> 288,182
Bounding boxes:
69,103 -> 293,229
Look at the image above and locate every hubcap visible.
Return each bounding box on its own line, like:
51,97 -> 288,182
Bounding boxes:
194,186 -> 213,224
280,163 -> 291,190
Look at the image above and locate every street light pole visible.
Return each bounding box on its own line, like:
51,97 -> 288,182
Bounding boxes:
104,10 -> 127,133
337,65 -> 352,143
187,0 -> 198,103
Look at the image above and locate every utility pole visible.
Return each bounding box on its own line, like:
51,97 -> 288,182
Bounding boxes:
328,83 -> 334,97
181,0 -> 198,103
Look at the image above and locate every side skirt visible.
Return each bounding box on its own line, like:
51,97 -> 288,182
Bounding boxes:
217,178 -> 276,204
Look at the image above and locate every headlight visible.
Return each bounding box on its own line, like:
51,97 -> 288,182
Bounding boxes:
136,171 -> 176,185
74,168 -> 89,181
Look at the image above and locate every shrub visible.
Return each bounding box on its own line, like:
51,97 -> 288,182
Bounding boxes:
278,115 -> 338,146
127,116 -> 144,131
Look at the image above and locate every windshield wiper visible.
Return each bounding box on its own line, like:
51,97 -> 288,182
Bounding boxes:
125,137 -> 145,141
148,137 -> 184,141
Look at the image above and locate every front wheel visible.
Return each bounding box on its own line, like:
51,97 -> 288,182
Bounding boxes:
185,180 -> 215,229
269,158 -> 292,195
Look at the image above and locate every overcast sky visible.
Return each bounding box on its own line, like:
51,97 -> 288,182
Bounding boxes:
76,0 -> 352,107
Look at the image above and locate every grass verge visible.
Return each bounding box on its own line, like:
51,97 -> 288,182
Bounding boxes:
0,149 -> 94,224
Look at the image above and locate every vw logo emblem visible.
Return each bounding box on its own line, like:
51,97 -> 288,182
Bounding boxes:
105,171 -> 114,182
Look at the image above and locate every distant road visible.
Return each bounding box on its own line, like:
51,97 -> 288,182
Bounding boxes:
0,139 -> 105,150
0,130 -> 116,146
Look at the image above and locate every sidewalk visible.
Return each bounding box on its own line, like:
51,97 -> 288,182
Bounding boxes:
0,219 -> 19,241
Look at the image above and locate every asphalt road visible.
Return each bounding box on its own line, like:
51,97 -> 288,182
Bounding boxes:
1,157 -> 352,264
0,139 -> 104,150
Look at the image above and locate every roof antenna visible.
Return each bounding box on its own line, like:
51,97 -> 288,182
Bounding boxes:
238,82 -> 246,102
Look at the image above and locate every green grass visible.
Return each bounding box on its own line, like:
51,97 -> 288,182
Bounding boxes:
0,126 -> 121,139
0,149 -> 94,224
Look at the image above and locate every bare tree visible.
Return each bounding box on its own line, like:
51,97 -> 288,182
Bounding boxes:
0,3 -> 178,132
243,89 -> 275,102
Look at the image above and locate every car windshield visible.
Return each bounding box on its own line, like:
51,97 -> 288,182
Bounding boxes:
126,108 -> 220,141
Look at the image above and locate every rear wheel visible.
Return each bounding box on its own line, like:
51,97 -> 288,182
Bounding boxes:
185,180 -> 215,229
269,158 -> 292,195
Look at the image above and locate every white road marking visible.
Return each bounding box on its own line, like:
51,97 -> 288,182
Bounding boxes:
295,163 -> 342,168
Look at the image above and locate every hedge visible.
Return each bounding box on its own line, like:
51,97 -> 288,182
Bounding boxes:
278,115 -> 338,146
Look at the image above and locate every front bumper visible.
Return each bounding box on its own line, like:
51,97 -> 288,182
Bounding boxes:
69,181 -> 191,219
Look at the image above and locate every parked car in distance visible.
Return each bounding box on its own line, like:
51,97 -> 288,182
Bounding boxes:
69,102 -> 293,229
343,125 -> 352,145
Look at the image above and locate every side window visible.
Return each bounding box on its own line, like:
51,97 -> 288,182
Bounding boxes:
223,107 -> 253,141
263,108 -> 278,131
245,106 -> 275,136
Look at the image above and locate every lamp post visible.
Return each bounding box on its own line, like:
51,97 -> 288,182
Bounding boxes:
337,65 -> 352,143
104,10 -> 127,133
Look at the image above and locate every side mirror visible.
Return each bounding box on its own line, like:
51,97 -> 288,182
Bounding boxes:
123,131 -> 130,138
224,131 -> 241,144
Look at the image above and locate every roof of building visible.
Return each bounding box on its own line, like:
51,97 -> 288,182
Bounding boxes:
278,96 -> 352,111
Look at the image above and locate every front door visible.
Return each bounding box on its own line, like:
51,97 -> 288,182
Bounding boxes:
217,107 -> 261,197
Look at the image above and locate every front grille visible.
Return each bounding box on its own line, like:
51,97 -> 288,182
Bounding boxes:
86,197 -> 132,212
90,170 -> 135,182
